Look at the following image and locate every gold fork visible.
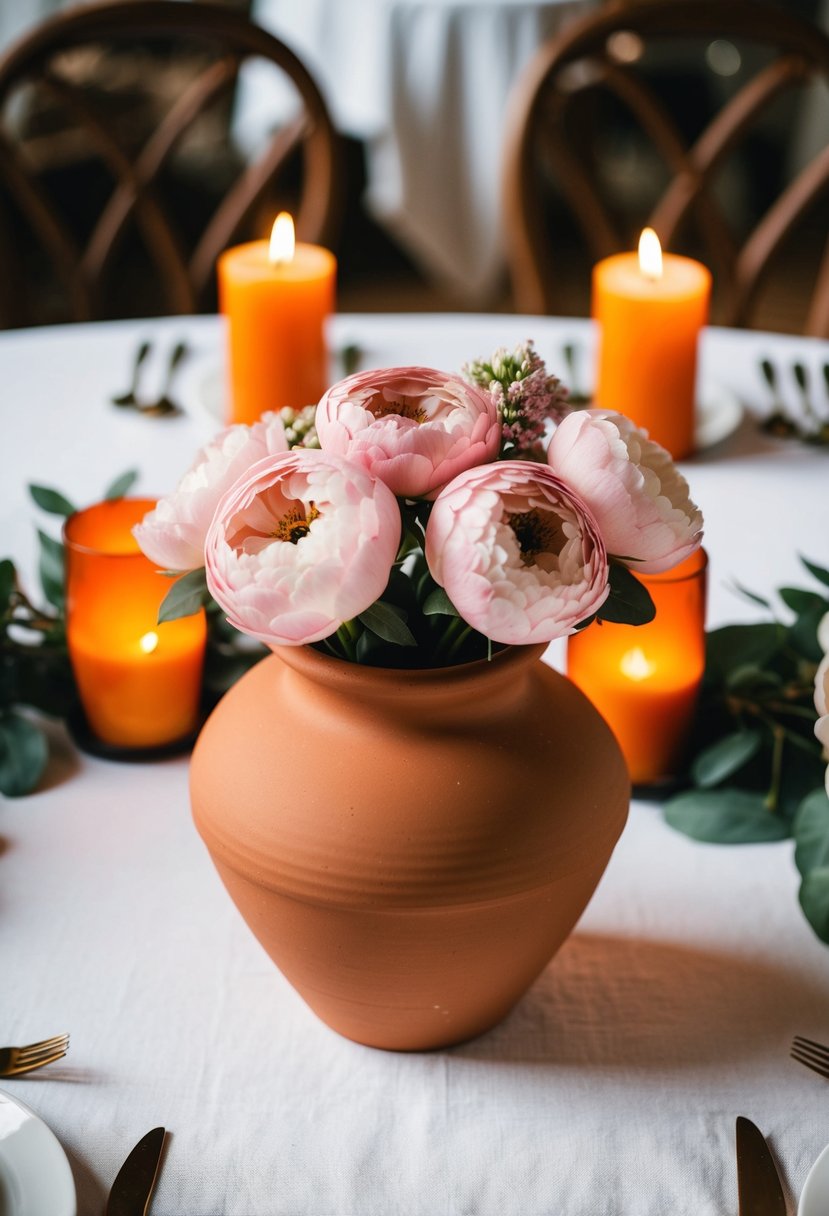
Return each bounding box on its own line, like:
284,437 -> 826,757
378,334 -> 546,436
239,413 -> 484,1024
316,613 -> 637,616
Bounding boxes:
791,1035 -> 829,1079
0,1034 -> 69,1078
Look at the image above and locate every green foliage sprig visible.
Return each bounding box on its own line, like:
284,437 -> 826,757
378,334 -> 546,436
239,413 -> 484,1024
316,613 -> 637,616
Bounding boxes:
664,556 -> 829,943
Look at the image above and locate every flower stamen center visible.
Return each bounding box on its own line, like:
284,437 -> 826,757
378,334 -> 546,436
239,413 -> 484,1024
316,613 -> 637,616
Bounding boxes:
507,508 -> 563,564
372,395 -> 428,424
273,501 -> 320,544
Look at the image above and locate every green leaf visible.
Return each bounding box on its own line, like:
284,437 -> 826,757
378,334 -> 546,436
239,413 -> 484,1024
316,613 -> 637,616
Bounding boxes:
104,468 -> 139,500
0,558 -> 15,614
801,556 -> 829,588
597,564 -> 656,625
0,712 -> 49,796
37,529 -> 64,610
793,789 -> 829,877
690,729 -> 763,788
357,600 -> 417,647
799,867 -> 829,944
779,587 -> 828,615
704,623 -> 782,685
787,602 -> 827,662
728,579 -> 771,609
423,588 -> 460,617
664,788 -> 791,843
28,484 -> 76,516
157,568 -> 209,623
724,665 -> 782,694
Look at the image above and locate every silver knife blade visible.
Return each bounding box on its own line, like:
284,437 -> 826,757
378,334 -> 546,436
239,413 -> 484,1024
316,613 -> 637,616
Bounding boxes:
736,1116 -> 787,1216
106,1126 -> 165,1216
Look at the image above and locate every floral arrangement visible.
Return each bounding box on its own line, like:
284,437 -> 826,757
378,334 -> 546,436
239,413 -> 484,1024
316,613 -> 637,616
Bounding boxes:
134,341 -> 703,669
664,558 -> 829,944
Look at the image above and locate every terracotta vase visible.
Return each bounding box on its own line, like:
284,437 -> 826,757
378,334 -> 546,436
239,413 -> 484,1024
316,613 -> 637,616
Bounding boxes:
191,642 -> 629,1051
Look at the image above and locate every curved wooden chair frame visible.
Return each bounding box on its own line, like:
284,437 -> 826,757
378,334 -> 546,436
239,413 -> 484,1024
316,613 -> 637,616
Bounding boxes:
0,0 -> 344,325
503,0 -> 829,335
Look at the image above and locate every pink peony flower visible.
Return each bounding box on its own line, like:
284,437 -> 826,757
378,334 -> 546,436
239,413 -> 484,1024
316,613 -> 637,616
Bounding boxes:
134,412 -> 289,571
315,366 -> 500,499
816,612 -> 829,795
546,409 -> 703,574
425,461 -> 608,645
205,451 -> 401,647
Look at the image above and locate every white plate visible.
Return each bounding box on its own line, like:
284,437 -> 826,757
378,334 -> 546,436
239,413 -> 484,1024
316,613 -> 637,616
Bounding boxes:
799,1141 -> 829,1216
192,362 -> 742,454
0,1089 -> 76,1216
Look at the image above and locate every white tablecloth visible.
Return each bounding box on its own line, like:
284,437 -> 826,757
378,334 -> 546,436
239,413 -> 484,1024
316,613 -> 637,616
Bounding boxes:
1,312 -> 829,1216
238,0 -> 595,302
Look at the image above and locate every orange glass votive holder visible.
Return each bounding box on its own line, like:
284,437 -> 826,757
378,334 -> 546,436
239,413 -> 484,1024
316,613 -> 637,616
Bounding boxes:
64,498 -> 207,751
566,549 -> 708,786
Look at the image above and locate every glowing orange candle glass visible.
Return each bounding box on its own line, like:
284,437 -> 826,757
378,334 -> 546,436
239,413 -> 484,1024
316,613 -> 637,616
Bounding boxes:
218,212 -> 336,425
566,549 -> 708,786
592,229 -> 711,460
64,498 -> 207,750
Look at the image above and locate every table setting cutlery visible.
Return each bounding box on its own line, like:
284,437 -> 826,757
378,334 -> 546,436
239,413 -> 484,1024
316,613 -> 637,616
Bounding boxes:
736,1116 -> 787,1216
790,1035 -> 829,1080
106,1126 -> 166,1216
758,356 -> 829,445
0,1034 -> 69,1078
111,340 -> 189,418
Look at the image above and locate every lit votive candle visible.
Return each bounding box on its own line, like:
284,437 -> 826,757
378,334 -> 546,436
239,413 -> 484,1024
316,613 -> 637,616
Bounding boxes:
64,498 -> 207,750
592,229 -> 711,460
566,549 -> 708,786
218,211 -> 337,425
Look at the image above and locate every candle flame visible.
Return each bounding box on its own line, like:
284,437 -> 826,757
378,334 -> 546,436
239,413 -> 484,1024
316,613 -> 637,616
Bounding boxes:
269,212 -> 295,264
139,631 -> 159,655
620,646 -> 656,682
638,228 -> 663,281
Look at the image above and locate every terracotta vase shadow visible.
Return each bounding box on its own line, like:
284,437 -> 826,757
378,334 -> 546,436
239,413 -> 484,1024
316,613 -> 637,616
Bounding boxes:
190,641 -> 630,1051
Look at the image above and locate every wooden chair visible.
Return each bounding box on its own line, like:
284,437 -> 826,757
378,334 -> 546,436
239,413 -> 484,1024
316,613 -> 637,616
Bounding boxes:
0,0 -> 344,326
503,0 -> 829,335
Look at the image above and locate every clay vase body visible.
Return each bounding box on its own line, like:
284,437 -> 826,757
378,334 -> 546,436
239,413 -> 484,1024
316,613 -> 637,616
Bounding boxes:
191,642 -> 629,1051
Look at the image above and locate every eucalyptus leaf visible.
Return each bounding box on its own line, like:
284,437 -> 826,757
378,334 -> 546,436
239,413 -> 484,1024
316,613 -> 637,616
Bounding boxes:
799,866 -> 829,944
793,789 -> 829,877
664,788 -> 790,843
423,588 -> 460,617
0,558 -> 15,614
357,601 -> 417,647
704,623 -> 782,685
0,711 -> 49,797
801,556 -> 829,588
787,602 -> 826,662
779,587 -> 828,615
728,579 -> 771,609
690,729 -> 763,788
724,665 -> 782,694
596,564 -> 655,625
28,484 -> 76,517
157,568 -> 209,623
104,468 -> 139,501
37,529 -> 64,610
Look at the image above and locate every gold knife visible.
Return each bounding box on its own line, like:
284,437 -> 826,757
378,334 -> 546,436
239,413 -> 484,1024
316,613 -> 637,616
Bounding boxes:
736,1116 -> 787,1216
106,1127 -> 166,1216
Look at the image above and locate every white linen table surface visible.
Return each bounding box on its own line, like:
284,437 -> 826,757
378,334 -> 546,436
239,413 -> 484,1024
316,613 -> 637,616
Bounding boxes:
0,313 -> 828,1216
237,0 -> 596,303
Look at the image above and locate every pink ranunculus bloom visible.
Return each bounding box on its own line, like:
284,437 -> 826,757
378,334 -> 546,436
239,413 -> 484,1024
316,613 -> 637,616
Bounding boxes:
546,409 -> 703,574
424,460 -> 609,646
205,451 -> 401,647
133,412 -> 289,571
816,612 -> 829,795
315,366 -> 500,500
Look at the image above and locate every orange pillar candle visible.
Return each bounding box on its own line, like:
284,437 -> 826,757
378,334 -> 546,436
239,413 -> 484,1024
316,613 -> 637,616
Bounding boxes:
218,212 -> 336,425
592,229 -> 711,460
64,498 -> 207,750
566,549 -> 708,786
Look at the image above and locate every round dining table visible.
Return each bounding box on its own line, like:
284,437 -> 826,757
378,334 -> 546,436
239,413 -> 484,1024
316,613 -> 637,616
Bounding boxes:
1,310 -> 828,1215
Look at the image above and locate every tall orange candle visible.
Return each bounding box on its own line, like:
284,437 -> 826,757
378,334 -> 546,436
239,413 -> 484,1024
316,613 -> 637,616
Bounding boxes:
566,549 -> 708,786
64,498 -> 207,750
218,212 -> 336,425
592,229 -> 711,460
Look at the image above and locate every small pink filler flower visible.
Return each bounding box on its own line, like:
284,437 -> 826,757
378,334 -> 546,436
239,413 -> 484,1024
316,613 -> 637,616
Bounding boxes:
546,409 -> 703,574
425,461 -> 608,646
205,451 -> 401,647
315,366 -> 500,499
134,412 -> 288,571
